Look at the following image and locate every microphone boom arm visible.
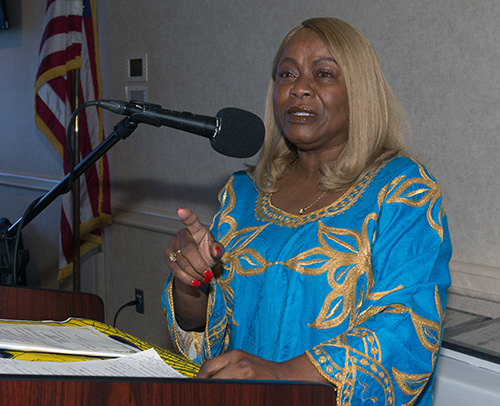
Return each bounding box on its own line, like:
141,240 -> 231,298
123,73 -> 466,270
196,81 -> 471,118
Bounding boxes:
6,117 -> 138,238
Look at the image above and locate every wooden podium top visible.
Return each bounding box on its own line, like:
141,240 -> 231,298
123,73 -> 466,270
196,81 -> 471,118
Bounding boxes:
0,285 -> 105,322
0,286 -> 336,405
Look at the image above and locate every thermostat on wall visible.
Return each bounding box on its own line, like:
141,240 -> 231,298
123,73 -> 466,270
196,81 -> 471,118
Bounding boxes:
126,54 -> 148,81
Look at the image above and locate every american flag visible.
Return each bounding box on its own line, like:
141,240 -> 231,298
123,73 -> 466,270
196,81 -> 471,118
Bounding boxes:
34,0 -> 111,281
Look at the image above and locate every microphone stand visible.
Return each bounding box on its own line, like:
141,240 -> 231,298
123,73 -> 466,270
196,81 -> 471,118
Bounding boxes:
2,116 -> 139,285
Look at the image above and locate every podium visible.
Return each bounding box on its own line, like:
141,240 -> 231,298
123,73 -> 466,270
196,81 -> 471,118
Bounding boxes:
0,286 -> 337,405
0,376 -> 336,405
0,285 -> 105,322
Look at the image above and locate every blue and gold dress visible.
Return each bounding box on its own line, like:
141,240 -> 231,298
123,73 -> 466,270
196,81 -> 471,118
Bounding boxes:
162,156 -> 452,406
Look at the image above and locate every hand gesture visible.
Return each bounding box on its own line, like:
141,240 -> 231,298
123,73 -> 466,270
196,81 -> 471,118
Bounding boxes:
165,207 -> 224,288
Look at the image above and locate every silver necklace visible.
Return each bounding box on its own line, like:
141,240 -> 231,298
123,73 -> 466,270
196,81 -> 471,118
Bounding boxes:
298,190 -> 327,214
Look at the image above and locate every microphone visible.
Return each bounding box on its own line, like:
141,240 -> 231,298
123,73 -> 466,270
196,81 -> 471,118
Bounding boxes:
96,100 -> 265,158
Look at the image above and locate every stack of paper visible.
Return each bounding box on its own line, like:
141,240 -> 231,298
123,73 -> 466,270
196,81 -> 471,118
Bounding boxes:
0,321 -> 186,378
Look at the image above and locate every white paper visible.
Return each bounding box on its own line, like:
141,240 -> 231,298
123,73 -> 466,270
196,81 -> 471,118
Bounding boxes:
0,323 -> 139,357
0,348 -> 187,378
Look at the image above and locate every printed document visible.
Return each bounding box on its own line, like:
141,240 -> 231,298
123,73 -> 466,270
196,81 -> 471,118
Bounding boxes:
0,348 -> 186,378
0,322 -> 138,357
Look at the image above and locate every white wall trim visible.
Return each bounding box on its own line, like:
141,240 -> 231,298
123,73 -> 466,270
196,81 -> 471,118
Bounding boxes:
4,171 -> 500,306
0,171 -> 59,192
449,260 -> 500,303
112,201 -> 212,235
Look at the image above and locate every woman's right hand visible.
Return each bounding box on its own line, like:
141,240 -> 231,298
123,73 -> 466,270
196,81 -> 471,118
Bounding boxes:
165,207 -> 224,288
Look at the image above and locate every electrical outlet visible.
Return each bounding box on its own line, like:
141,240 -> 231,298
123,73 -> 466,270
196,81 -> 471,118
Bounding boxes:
135,289 -> 144,314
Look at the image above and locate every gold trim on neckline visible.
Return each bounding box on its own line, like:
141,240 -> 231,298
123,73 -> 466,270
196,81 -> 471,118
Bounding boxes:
255,163 -> 386,228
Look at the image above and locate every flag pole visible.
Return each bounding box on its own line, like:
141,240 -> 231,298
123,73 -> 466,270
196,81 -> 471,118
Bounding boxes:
34,0 -> 111,285
72,68 -> 81,292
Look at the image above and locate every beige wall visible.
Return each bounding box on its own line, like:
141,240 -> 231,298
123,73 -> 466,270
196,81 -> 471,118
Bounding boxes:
1,0 -> 500,349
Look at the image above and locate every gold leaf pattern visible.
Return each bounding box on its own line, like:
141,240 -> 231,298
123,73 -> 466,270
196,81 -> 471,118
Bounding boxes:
392,368 -> 432,406
385,159 -> 445,241
203,159 -> 448,405
310,328 -> 396,405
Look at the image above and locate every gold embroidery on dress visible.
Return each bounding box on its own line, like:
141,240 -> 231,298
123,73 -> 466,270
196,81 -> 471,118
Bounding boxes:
210,161 -> 446,404
255,160 -> 389,228
301,216 -> 375,329
167,279 -> 204,360
384,159 -> 445,241
216,159 -> 443,334
214,178 -> 271,326
204,285 -> 230,360
358,303 -> 442,354
391,286 -> 445,405
392,369 -> 432,406
308,328 -> 396,406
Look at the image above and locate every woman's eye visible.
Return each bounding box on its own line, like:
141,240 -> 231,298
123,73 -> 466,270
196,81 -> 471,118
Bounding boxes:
278,71 -> 295,79
317,70 -> 334,78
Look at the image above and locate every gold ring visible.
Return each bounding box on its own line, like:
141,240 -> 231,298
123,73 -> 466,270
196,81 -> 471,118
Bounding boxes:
169,249 -> 181,262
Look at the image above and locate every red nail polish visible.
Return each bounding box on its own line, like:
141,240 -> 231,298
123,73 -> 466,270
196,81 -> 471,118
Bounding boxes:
215,247 -> 222,258
191,280 -> 201,287
202,278 -> 210,284
203,270 -> 214,279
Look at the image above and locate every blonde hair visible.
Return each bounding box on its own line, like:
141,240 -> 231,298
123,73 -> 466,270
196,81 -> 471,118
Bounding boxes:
252,17 -> 410,193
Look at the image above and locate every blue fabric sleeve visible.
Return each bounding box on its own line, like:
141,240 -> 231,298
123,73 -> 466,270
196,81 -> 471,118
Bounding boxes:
305,162 -> 452,405
161,178 -> 234,363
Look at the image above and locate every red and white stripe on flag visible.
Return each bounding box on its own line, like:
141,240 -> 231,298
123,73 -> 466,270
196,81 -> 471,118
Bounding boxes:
34,0 -> 111,281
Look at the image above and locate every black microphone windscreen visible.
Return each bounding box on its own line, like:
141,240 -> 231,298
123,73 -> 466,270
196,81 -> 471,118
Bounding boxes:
211,108 -> 265,158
